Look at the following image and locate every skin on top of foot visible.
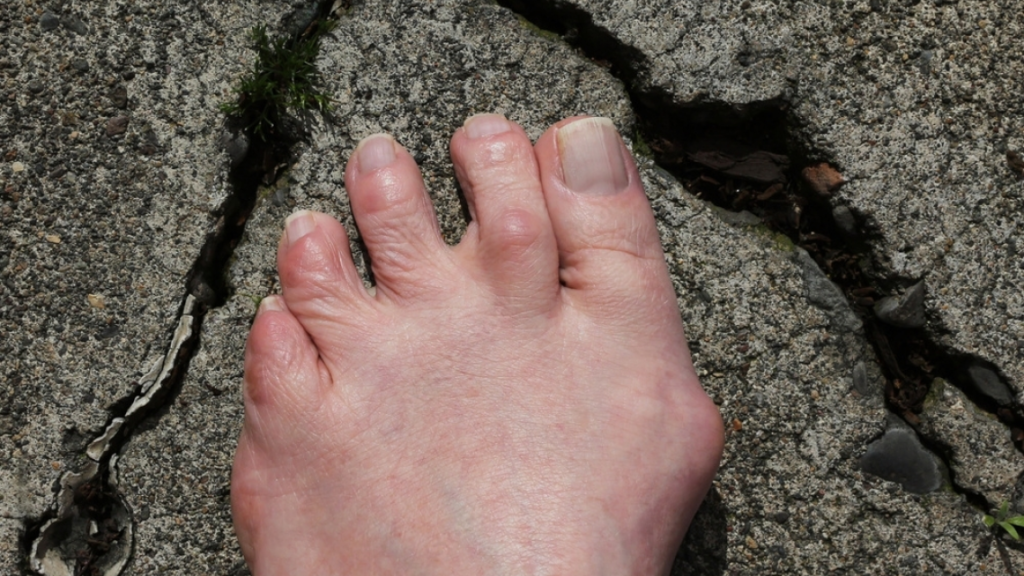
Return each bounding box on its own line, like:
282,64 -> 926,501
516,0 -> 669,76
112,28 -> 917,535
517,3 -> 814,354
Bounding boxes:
232,114 -> 724,576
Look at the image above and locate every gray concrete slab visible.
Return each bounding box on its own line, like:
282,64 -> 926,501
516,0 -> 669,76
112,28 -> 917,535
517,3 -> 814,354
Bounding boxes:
553,0 -> 1024,409
0,0 -> 276,573
1,518 -> 23,574
5,0 -> 1024,574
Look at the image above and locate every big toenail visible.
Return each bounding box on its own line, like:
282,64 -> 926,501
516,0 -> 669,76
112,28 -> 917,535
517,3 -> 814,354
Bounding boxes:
464,113 -> 512,139
356,134 -> 397,172
557,117 -> 629,195
285,210 -> 317,246
258,295 -> 285,314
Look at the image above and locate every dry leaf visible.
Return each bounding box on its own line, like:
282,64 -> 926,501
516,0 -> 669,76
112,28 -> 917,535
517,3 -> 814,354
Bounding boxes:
802,163 -> 845,197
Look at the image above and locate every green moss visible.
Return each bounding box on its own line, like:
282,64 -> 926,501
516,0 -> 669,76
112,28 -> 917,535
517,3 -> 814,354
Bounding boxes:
751,224 -> 796,252
632,130 -> 653,160
220,20 -> 335,141
922,378 -> 945,410
237,292 -> 264,310
774,233 -> 795,252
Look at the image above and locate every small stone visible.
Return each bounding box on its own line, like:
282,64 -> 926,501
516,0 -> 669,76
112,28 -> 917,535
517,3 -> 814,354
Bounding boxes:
832,205 -> 858,237
109,85 -> 128,109
191,280 -> 217,305
801,162 -> 845,197
873,281 -> 926,328
27,80 -> 44,94
106,116 -> 129,137
860,415 -> 945,494
966,363 -> 1013,406
40,11 -> 60,31
852,361 -> 874,397
11,162 -> 24,173
746,536 -> 758,549
87,294 -> 106,309
71,59 -> 89,72
224,132 -> 250,168
45,234 -> 61,244
1008,151 -> 1024,179
61,16 -> 88,36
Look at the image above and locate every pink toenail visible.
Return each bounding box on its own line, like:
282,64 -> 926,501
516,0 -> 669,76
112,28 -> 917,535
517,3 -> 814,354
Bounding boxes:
258,295 -> 285,314
557,117 -> 629,195
356,134 -> 397,172
464,113 -> 511,139
285,210 -> 317,247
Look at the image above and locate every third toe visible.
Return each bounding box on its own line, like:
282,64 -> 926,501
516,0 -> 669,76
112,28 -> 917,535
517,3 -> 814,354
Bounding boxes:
344,134 -> 451,300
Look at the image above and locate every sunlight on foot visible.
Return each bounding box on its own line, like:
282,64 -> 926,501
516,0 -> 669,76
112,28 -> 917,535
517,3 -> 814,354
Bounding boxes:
232,114 -> 724,576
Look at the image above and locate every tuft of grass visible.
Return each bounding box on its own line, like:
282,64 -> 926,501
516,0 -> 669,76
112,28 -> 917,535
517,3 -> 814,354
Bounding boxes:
221,20 -> 335,141
632,129 -> 653,159
983,501 -> 1024,540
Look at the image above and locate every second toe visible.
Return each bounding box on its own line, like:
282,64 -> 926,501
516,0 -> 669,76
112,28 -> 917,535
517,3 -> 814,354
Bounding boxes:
451,114 -> 559,312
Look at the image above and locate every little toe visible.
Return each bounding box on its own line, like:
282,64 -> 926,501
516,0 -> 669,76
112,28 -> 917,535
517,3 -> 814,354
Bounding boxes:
450,114 -> 559,307
344,134 -> 450,300
242,296 -> 330,444
535,117 -> 672,312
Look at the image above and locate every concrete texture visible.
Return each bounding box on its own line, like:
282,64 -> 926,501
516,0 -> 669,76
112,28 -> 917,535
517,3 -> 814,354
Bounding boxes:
0,0 -> 272,573
558,0 -> 1024,420
4,0 -> 1024,574
918,379 -> 1024,506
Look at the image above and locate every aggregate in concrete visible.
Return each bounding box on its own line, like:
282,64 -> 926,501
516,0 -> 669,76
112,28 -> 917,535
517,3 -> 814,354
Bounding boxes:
557,0 -> 1024,420
0,0 -> 277,573
918,379 -> 1024,506
5,0 -> 1024,574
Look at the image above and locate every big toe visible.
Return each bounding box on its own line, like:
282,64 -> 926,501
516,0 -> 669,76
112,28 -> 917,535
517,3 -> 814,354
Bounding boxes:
535,117 -> 674,319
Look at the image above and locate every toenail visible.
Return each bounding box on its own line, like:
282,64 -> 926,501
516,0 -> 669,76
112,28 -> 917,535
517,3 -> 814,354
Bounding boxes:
258,295 -> 285,314
285,210 -> 318,247
356,134 -> 397,173
464,113 -> 512,139
557,117 -> 629,195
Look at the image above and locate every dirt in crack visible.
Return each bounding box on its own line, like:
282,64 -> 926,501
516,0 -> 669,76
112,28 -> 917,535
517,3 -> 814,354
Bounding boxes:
497,0 -> 1024,488
22,3 -> 342,574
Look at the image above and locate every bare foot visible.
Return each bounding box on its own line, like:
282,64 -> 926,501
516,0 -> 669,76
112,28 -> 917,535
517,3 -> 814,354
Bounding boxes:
231,115 -> 724,575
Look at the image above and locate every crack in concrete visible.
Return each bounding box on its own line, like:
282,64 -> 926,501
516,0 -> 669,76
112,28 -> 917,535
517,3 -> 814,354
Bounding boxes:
495,0 -> 1019,509
22,2 -> 347,573
25,297 -> 199,576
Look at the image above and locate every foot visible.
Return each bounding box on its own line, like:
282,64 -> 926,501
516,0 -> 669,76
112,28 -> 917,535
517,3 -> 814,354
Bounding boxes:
232,115 -> 724,575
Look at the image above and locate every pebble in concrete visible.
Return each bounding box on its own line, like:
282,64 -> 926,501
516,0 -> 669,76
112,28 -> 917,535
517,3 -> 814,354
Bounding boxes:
860,415 -> 946,495
873,281 -> 926,329
967,363 -> 1014,407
